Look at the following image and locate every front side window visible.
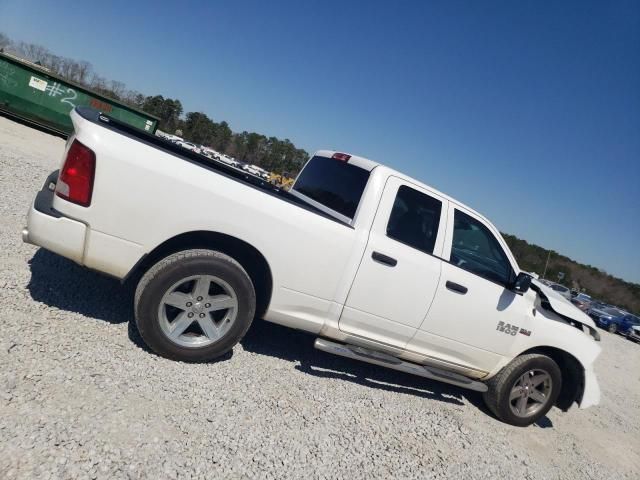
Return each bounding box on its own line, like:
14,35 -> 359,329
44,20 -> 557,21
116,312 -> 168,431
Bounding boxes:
451,210 -> 513,285
386,185 -> 442,254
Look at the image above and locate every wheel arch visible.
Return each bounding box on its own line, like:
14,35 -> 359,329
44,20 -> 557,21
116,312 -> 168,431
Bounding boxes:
517,346 -> 585,411
124,231 -> 273,319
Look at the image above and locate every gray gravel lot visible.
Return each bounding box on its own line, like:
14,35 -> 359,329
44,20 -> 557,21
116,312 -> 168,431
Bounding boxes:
1,115 -> 639,479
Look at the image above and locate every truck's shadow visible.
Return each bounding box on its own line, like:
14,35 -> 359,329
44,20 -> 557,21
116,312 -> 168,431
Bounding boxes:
27,249 -> 133,325
28,248 -> 511,412
241,319 -> 470,406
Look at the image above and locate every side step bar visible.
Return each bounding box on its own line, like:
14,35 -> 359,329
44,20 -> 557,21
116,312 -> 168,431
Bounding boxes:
314,338 -> 488,393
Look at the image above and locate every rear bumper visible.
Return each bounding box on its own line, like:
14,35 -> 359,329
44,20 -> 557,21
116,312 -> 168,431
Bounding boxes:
23,171 -> 87,264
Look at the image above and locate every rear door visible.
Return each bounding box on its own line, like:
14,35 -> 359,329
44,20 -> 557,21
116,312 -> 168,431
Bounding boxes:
339,176 -> 448,348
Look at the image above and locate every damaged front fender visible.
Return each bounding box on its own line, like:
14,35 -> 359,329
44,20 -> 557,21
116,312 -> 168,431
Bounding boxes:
531,280 -> 601,342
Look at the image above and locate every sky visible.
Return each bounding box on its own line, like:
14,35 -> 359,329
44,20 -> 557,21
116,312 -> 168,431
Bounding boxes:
1,0 -> 639,283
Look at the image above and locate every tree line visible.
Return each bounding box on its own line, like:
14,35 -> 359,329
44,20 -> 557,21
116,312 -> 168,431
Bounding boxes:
0,33 -> 309,175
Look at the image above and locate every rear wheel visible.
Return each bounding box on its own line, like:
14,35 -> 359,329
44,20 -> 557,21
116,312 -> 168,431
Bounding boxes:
134,249 -> 256,362
608,323 -> 617,334
483,354 -> 561,427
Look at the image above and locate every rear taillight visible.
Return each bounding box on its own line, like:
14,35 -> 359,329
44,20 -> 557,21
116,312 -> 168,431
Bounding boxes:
56,140 -> 96,207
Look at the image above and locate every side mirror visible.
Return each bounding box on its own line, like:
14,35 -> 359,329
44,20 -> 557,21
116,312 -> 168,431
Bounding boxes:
512,272 -> 532,294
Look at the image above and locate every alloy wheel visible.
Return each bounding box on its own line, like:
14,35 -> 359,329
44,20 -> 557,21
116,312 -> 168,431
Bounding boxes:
508,369 -> 553,418
157,275 -> 238,348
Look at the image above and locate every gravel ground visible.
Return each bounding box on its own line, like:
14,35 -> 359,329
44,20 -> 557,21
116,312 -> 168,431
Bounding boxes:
1,115 -> 639,479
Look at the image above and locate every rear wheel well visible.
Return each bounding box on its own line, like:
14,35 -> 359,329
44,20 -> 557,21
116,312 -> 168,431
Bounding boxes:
518,346 -> 585,411
125,231 -> 273,319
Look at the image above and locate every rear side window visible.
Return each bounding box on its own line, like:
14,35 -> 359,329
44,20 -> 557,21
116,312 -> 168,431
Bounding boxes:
292,156 -> 370,220
386,186 -> 442,254
451,210 -> 513,285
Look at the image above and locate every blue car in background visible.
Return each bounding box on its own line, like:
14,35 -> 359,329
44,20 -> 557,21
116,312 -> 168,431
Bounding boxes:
619,314 -> 640,335
588,306 -> 639,334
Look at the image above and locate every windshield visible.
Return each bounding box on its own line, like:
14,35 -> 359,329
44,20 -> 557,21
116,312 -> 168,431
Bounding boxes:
603,308 -> 625,317
292,155 -> 370,221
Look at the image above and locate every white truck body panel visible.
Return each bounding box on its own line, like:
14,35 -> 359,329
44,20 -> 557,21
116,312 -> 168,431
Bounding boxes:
24,108 -> 601,411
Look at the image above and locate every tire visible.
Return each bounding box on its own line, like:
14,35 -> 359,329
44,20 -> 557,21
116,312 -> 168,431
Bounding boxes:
483,354 -> 562,427
608,323 -> 617,334
134,249 -> 256,362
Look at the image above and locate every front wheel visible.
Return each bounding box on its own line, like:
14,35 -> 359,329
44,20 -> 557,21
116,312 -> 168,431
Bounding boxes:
134,249 -> 256,362
483,354 -> 561,427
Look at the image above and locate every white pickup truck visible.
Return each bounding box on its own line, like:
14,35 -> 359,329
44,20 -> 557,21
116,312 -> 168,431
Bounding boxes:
23,107 -> 601,426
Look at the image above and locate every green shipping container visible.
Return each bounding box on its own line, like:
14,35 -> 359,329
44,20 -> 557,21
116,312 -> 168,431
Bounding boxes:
0,51 -> 159,136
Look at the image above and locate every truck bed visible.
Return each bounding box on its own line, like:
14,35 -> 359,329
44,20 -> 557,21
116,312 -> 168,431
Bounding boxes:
75,107 -> 346,226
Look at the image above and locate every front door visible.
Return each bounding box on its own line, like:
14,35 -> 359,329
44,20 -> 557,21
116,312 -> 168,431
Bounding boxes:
339,176 -> 448,348
409,207 -> 532,373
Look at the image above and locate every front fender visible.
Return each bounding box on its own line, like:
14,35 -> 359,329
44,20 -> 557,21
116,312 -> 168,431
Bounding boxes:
487,298 -> 601,409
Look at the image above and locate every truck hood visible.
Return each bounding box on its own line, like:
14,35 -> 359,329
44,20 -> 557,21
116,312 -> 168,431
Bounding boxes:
531,279 -> 600,341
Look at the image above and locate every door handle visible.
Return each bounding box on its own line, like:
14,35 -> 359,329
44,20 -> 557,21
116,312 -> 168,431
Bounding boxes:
372,251 -> 397,267
446,281 -> 468,294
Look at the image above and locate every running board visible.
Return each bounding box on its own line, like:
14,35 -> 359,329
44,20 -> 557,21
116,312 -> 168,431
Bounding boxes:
314,338 -> 488,393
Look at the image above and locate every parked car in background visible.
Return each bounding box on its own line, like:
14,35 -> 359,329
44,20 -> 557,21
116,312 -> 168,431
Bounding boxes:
217,155 -> 235,166
243,164 -> 268,179
588,306 -> 630,333
589,301 -> 609,310
618,314 -> 640,336
572,293 -> 592,311
177,141 -> 201,154
547,283 -> 572,300
161,134 -> 184,144
199,146 -> 212,156
587,304 -> 620,320
627,324 -> 640,343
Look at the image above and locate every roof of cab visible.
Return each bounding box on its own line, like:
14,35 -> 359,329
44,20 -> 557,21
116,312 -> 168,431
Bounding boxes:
314,150 -> 380,172
311,149 -> 521,273
314,149 -> 491,225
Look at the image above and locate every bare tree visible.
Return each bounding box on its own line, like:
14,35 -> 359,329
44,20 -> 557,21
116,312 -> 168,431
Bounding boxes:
45,54 -> 62,74
16,41 -> 51,64
89,72 -> 108,94
121,89 -> 145,107
76,60 -> 92,84
0,32 -> 11,50
108,80 -> 125,99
